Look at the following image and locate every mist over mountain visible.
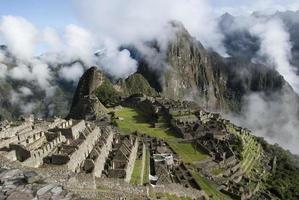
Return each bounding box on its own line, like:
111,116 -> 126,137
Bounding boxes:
0,1 -> 299,155
218,10 -> 299,154
1,1 -> 299,200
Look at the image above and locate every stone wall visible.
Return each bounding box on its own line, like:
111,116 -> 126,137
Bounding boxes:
23,133 -> 66,167
56,120 -> 85,139
70,120 -> 86,139
67,126 -> 101,172
0,123 -> 35,149
0,122 -> 33,139
153,183 -> 208,199
48,118 -> 66,129
124,137 -> 139,182
94,126 -> 115,177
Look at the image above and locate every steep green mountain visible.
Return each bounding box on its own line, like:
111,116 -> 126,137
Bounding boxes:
68,67 -> 158,119
115,73 -> 158,97
133,21 -> 292,112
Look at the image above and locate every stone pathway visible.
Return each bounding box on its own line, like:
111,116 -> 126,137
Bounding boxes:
0,167 -> 85,200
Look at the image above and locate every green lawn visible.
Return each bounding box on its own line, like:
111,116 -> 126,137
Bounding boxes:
191,171 -> 232,200
114,107 -> 208,164
210,167 -> 226,176
151,193 -> 193,200
130,159 -> 143,185
143,149 -> 150,184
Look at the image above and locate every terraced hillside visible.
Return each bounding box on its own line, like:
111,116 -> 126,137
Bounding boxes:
113,106 -> 232,200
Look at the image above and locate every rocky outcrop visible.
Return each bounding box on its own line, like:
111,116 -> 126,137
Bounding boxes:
135,21 -> 291,112
163,21 -> 221,108
68,67 -> 108,120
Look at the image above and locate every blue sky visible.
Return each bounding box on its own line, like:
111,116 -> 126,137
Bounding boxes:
0,0 -> 77,28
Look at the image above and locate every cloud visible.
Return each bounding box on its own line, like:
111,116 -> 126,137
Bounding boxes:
214,0 -> 299,16
0,63 -> 7,78
0,50 -> 4,62
98,48 -> 138,78
249,18 -> 299,93
0,16 -> 38,60
59,62 -> 84,82
64,24 -> 95,64
42,27 -> 62,52
8,59 -> 54,97
221,14 -> 299,93
74,0 -> 227,56
228,90 -> 299,155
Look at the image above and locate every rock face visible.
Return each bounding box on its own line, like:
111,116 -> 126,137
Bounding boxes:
136,21 -> 290,112
68,67 -> 108,120
163,21 -> 220,108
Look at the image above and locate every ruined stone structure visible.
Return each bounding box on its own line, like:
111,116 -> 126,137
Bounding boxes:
122,95 -> 265,199
146,137 -> 201,191
105,135 -> 139,182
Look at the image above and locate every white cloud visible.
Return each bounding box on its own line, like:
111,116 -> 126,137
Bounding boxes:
8,63 -> 35,81
228,90 -> 299,155
214,0 -> 299,16
43,27 -> 62,52
0,16 -> 38,60
0,63 -> 7,78
249,18 -> 299,93
99,48 -> 138,78
8,59 -> 54,97
19,87 -> 33,96
59,62 -> 84,82
64,24 -> 95,64
21,102 -> 37,114
74,0 -> 227,56
0,50 -> 4,62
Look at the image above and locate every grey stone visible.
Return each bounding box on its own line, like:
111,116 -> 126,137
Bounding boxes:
38,192 -> 52,200
36,184 -> 56,196
51,186 -> 63,195
0,169 -> 22,180
24,171 -> 42,184
6,191 -> 34,200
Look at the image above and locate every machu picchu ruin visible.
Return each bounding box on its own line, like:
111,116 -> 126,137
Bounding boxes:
0,64 -> 298,200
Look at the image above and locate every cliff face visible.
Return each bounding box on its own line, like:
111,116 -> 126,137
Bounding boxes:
135,22 -> 290,112
163,22 -> 221,109
68,67 -> 108,120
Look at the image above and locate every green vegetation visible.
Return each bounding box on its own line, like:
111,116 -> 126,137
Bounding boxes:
239,134 -> 261,174
114,106 -> 231,199
143,149 -> 150,184
210,167 -> 226,176
130,159 -> 143,185
191,171 -> 231,200
164,193 -> 193,200
150,192 -> 192,200
257,137 -> 299,200
124,73 -> 158,97
95,78 -> 120,107
114,107 -> 208,163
